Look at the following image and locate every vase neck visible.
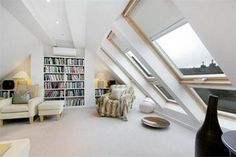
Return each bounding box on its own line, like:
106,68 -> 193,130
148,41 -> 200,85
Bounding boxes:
202,95 -> 222,131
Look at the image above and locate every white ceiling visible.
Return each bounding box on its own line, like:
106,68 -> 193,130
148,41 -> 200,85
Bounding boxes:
0,0 -> 128,51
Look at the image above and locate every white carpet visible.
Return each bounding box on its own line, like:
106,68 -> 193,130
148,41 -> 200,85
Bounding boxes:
0,107 -> 196,157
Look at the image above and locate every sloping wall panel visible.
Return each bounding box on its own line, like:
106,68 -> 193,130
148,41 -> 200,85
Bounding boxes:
130,0 -> 183,39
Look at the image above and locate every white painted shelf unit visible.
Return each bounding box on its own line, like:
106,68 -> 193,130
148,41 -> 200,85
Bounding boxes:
44,56 -> 85,107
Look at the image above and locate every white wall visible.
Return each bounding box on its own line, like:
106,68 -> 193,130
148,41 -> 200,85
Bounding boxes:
130,0 -> 183,39
31,47 -> 44,86
173,0 -> 236,87
1,55 -> 31,80
0,4 -> 44,85
84,49 -> 96,107
85,0 -> 127,53
94,58 -> 119,82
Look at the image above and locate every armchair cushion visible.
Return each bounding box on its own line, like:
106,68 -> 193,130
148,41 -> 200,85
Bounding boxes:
0,98 -> 12,109
1,105 -> 28,113
12,91 -> 30,104
109,88 -> 125,100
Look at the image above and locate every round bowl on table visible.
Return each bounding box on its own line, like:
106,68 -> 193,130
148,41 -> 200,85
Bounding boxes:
141,116 -> 170,129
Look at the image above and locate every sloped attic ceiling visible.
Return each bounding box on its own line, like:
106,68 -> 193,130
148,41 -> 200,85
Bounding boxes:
0,0 -> 128,51
0,0 -> 128,84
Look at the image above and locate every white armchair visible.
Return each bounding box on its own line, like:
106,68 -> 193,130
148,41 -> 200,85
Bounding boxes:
97,85 -> 135,121
0,85 -> 44,126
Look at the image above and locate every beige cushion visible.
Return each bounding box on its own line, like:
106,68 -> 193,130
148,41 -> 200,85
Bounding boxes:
16,83 -> 40,98
1,105 -> 28,113
109,88 -> 125,100
12,91 -> 30,104
16,81 -> 28,93
38,101 -> 64,110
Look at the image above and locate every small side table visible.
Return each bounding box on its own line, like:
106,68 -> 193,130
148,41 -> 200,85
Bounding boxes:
221,130 -> 236,157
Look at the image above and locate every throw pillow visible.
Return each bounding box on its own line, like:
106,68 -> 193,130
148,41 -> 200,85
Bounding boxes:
109,88 -> 125,100
12,91 -> 30,104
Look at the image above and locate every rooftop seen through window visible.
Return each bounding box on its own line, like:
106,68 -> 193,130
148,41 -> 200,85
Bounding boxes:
153,23 -> 224,76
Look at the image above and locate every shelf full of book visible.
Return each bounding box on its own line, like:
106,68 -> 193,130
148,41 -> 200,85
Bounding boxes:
0,89 -> 14,99
44,56 -> 85,107
95,88 -> 109,104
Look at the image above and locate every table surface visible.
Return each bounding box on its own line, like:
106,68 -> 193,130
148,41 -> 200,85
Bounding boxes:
221,130 -> 236,155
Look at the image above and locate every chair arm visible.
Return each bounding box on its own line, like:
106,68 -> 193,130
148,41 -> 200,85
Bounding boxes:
120,94 -> 134,103
97,93 -> 110,104
0,98 -> 12,109
100,93 -> 110,98
28,97 -> 44,116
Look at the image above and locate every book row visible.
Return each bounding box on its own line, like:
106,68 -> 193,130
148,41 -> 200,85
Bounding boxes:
66,74 -> 84,80
44,82 -> 65,89
44,57 -> 64,65
65,66 -> 84,73
45,90 -> 64,97
66,98 -> 84,107
95,89 -> 109,96
66,58 -> 84,66
0,91 -> 14,98
66,82 -> 84,88
44,66 -> 64,73
44,74 -> 64,81
66,89 -> 84,96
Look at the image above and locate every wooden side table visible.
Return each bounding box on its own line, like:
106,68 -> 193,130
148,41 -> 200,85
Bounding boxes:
221,130 -> 236,157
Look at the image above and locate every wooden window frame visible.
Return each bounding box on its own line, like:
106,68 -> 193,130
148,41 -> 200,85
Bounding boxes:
120,0 -> 235,119
121,0 -> 231,86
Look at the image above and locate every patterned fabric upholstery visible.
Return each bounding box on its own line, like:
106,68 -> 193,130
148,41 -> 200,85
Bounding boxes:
96,85 -> 135,121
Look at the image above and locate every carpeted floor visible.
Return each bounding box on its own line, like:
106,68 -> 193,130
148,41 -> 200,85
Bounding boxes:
0,107 -> 196,157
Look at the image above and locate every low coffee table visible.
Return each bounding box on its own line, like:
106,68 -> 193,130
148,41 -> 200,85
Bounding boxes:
221,130 -> 236,157
141,116 -> 170,128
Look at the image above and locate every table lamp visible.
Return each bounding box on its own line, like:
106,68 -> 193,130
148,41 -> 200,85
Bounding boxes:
13,71 -> 30,87
96,72 -> 105,88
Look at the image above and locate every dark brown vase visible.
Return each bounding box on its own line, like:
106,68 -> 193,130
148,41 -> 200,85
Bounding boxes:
195,95 -> 228,157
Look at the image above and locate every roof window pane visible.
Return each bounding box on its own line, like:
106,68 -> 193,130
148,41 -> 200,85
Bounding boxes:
154,23 -> 224,75
154,84 -> 176,102
126,51 -> 153,77
194,88 -> 236,114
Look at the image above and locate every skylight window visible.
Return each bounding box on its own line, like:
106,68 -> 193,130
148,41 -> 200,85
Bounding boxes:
153,84 -> 176,103
153,23 -> 224,76
126,51 -> 153,78
194,88 -> 236,114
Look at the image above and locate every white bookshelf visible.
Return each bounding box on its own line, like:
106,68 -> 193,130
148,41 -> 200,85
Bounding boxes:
44,56 -> 85,107
0,89 -> 14,98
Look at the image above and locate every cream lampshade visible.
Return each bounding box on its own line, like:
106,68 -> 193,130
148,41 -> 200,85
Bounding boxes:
13,71 -> 29,79
96,72 -> 105,88
13,71 -> 30,86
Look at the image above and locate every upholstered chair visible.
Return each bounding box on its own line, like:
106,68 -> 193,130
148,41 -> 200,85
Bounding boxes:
0,85 -> 44,126
97,85 -> 135,121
